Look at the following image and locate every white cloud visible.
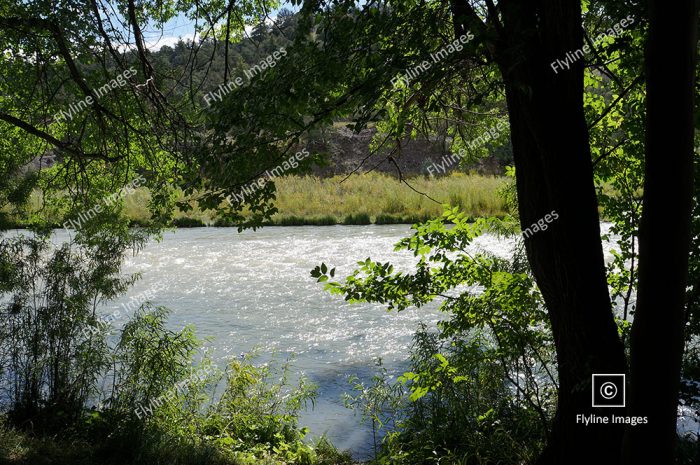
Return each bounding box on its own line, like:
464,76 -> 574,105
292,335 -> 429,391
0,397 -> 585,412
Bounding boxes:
144,35 -> 187,50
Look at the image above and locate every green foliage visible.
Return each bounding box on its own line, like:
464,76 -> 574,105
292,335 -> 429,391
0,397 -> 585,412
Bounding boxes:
342,213 -> 372,225
0,232 -> 140,431
584,3 -> 700,431
3,0 -> 700,462
374,214 -> 432,225
197,354 -> 318,464
586,17 -> 645,351
274,215 -> 338,226
6,172 -> 506,228
94,308 -> 340,465
384,327 -> 551,465
312,436 -> 354,465
0,231 -> 348,465
106,306 -> 203,423
316,206 -> 556,463
171,217 -> 206,228
0,303 -> 348,465
343,359 -> 406,458
271,173 -> 506,223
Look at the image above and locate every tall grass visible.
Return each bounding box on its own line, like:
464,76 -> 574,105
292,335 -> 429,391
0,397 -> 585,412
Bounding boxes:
12,173 -> 508,227
116,172 -> 508,226
270,172 -> 507,225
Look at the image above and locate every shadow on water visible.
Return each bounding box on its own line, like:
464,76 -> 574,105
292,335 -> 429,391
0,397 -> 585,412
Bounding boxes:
301,360 -> 412,461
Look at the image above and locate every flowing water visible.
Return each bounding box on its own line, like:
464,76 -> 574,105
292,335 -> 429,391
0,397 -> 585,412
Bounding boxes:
44,224 -> 628,458
95,225 -> 517,458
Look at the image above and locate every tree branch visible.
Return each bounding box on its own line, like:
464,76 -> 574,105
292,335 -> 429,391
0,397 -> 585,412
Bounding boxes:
587,75 -> 643,130
0,111 -> 120,162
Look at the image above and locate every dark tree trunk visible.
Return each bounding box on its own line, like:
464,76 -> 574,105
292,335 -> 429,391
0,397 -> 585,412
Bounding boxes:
493,1 -> 627,463
623,0 -> 699,463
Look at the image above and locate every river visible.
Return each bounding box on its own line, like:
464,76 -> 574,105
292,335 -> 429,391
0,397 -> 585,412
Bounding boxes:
45,223 -> 670,459
92,224 -> 517,459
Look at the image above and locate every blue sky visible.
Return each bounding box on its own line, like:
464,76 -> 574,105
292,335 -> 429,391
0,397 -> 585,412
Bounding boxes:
141,2 -> 301,50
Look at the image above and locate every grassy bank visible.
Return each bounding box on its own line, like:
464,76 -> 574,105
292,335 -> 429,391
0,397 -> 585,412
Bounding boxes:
12,173 -> 508,228
145,172 -> 507,227
0,421 -> 354,465
267,172 -> 508,225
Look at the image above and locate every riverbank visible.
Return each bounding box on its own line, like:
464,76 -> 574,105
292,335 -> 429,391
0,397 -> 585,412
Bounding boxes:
149,172 -> 509,227
9,173 -> 509,228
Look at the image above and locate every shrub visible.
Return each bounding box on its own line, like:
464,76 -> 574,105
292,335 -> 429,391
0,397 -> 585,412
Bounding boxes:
171,217 -> 206,228
343,359 -> 406,458
342,213 -> 371,225
315,207 -> 556,464
275,215 -> 307,226
93,308 -> 327,465
274,215 -> 338,226
373,214 -> 401,225
0,232 -> 349,465
0,232 -> 138,432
